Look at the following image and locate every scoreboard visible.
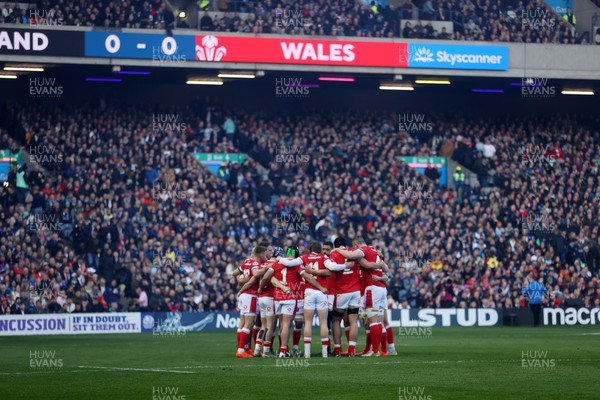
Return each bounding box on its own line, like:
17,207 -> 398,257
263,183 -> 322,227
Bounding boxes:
85,31 -> 509,70
1,27 -> 509,71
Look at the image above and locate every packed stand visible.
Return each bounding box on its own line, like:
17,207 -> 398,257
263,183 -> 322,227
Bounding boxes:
0,101 -> 265,314
0,0 -> 582,44
204,0 -> 580,44
232,110 -> 600,310
1,103 -> 599,315
0,0 -> 174,29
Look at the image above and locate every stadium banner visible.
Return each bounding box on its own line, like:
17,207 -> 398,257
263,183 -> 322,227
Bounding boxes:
2,308 -> 595,335
543,307 -> 600,326
193,36 -> 509,71
544,0 -> 572,16
0,314 -> 70,336
193,153 -> 246,163
83,31 -> 508,71
140,308 -> 597,330
140,309 -> 504,333
0,149 -> 20,182
390,308 -> 502,327
397,156 -> 447,168
405,43 -> 507,70
141,311 -> 351,333
0,28 -> 84,56
193,153 -> 246,176
141,312 -> 223,333
398,156 -> 448,187
0,313 -> 141,336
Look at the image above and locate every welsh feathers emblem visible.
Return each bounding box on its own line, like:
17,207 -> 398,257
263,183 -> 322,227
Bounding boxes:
196,35 -> 227,61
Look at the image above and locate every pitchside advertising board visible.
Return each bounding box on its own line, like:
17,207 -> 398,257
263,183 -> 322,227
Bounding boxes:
83,31 -> 508,71
139,310 -> 504,332
543,307 -> 600,326
0,313 -> 140,336
2,308 -> 597,335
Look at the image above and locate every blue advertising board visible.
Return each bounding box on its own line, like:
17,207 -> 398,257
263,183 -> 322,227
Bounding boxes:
141,312 -> 237,333
545,0 -> 572,15
0,149 -> 20,182
407,43 -> 508,71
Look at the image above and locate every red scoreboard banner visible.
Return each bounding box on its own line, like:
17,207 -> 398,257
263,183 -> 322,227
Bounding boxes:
195,35 -> 408,67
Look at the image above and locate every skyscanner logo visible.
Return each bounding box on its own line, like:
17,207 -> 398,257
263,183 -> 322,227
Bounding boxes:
407,44 -> 508,70
435,51 -> 504,66
412,47 -> 434,63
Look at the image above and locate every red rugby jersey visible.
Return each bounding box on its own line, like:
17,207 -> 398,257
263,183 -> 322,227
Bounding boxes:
238,257 -> 261,295
359,245 -> 386,288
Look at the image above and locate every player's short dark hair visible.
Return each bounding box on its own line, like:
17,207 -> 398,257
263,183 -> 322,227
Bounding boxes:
309,241 -> 322,253
323,241 -> 333,248
254,246 -> 268,256
352,237 -> 366,247
334,237 -> 346,248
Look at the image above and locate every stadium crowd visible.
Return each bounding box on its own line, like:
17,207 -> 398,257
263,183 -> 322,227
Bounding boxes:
0,0 -> 174,29
0,102 -> 599,315
204,0 -> 579,44
1,0 -> 583,44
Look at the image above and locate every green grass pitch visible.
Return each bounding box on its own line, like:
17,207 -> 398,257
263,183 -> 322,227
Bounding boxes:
1,326 -> 599,400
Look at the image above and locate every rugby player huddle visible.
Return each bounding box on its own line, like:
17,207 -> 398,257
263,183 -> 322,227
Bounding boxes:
234,237 -> 397,358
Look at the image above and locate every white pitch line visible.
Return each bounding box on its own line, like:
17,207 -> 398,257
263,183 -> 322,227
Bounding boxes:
179,360 -> 406,369
77,365 -> 193,374
177,360 -> 510,369
2,358 -> 597,376
176,358 -> 599,369
0,369 -> 91,376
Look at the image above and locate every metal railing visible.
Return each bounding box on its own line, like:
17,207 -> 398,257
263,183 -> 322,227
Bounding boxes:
593,12 -> 600,44
403,6 -> 464,37
412,6 -> 461,24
